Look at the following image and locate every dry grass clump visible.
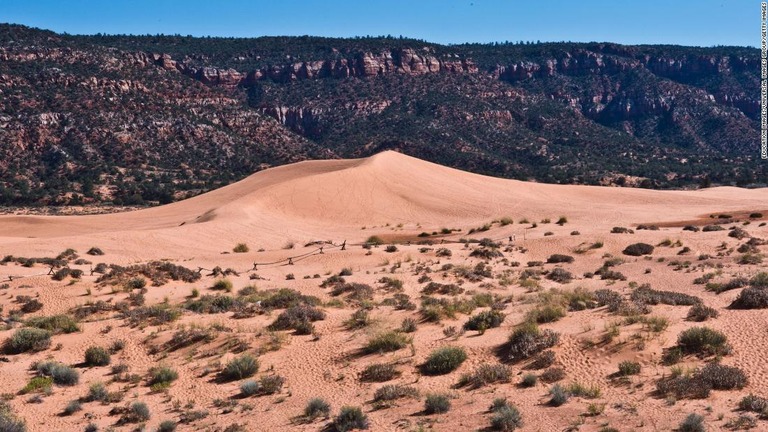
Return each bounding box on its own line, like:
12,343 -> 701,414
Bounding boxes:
364,331 -> 411,354
373,384 -> 419,406
334,406 -> 369,431
359,363 -> 400,382
457,364 -> 511,389
303,398 -> 331,420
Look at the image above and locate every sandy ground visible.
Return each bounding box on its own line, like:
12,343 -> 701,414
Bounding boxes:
0,151 -> 766,431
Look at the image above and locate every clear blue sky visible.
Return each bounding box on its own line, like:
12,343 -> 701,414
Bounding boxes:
0,0 -> 758,47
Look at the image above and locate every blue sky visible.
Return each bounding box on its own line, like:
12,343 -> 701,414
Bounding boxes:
0,0 -> 757,47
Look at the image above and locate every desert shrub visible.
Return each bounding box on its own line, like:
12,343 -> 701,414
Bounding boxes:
706,277 -> 748,294
435,248 -> 452,257
344,309 -> 372,330
233,243 -> 249,253
631,285 -> 701,306
123,304 -> 182,326
729,228 -> 750,239
378,277 -> 403,291
566,382 -> 602,398
25,315 -> 79,334
4,328 -> 51,354
521,373 -> 538,387
541,367 -> 566,383
84,346 -> 111,366
259,374 -> 285,395
458,364 -> 510,389
617,361 -> 641,376
547,254 -> 574,264
526,350 -> 556,370
421,346 -> 468,375
334,406 -> 369,432
730,287 -> 768,309
185,294 -> 241,314
490,404 -> 523,431
546,268 -> 573,283
595,267 -> 627,281
549,384 -> 569,406
373,384 -> 419,404
422,282 -> 463,295
304,397 -> 331,420
385,245 -> 398,253
63,399 -> 82,415
125,277 -> 146,290
240,380 -> 260,396
331,283 -> 374,303
738,253 -> 763,265
36,361 -> 79,386
20,299 -> 43,313
702,225 -> 725,232
364,331 -> 410,354
123,401 -> 151,423
505,323 -> 559,362
211,278 -> 233,292
400,317 -> 417,333
0,401 -> 26,432
611,227 -> 633,234
526,305 -> 566,324
698,363 -> 747,390
683,225 -> 700,232
677,327 -> 729,356
268,304 -> 325,331
148,366 -> 178,386
424,393 -> 451,414
85,382 -> 108,402
686,304 -> 719,321
623,243 -> 654,256
365,236 -> 384,245
470,247 -> 503,260
750,272 -> 768,288
87,247 -> 104,256
360,363 -> 400,382
157,420 -> 177,432
220,355 -> 259,381
738,394 -> 768,413
678,413 -> 706,432
464,310 -> 505,331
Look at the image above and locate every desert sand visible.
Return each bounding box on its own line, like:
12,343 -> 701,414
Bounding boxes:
0,151 -> 767,432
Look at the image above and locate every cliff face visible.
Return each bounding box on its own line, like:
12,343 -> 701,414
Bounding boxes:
0,24 -> 763,206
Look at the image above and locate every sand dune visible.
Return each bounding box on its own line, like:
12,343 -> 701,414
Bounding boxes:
1,151 -> 765,242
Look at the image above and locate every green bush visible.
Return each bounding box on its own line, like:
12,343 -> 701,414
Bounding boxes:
677,327 -> 730,356
678,413 -> 705,432
84,346 -> 111,366
220,354 -> 259,381
464,310 -> 505,331
211,278 -> 233,291
421,346 -> 467,375
490,404 -> 523,431
4,328 -> 51,354
424,393 -> 451,414
148,366 -> 178,386
21,376 -> 52,394
364,331 -> 410,354
304,397 -> 331,420
334,406 -> 369,431
617,361 -> 641,376
25,315 -> 79,334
